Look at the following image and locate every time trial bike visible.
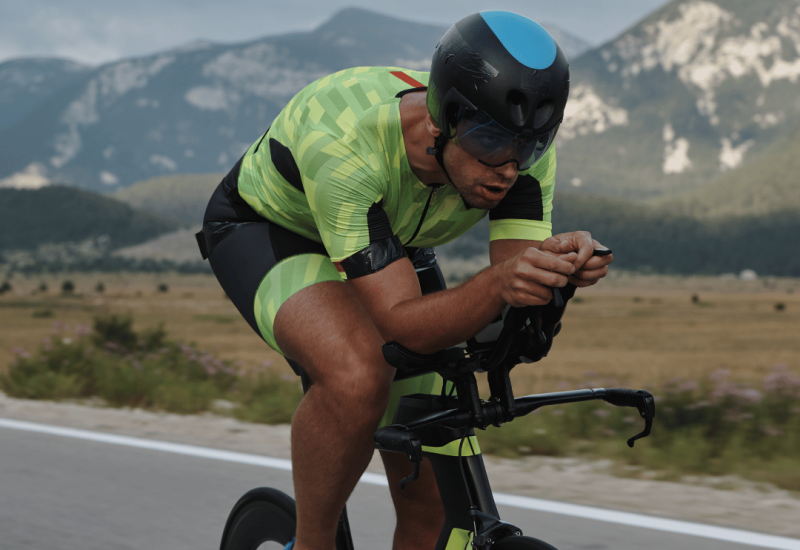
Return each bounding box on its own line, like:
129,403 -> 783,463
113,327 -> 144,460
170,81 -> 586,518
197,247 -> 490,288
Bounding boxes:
219,281 -> 656,550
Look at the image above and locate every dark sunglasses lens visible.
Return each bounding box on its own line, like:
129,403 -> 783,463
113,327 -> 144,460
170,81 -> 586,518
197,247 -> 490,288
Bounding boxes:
455,112 -> 555,170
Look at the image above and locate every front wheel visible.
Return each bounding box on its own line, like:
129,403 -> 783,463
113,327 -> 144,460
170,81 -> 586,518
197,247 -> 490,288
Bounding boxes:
220,487 -> 296,550
491,535 -> 559,550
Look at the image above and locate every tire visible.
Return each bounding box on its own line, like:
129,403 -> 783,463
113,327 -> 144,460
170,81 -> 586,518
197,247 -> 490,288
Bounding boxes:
220,487 -> 297,550
491,535 -> 559,550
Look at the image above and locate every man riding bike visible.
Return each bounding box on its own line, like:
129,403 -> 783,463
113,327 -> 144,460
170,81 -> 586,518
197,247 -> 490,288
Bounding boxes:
197,10 -> 613,550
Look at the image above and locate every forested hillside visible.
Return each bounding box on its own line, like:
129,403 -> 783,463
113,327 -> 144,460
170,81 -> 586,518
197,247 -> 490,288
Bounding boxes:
0,186 -> 180,252
441,192 -> 800,277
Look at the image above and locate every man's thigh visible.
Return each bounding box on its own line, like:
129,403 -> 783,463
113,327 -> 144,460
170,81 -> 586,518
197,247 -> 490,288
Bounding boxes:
272,279 -> 392,389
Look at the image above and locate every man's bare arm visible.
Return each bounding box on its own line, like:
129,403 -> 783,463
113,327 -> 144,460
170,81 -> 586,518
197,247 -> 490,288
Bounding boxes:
347,244 -> 575,355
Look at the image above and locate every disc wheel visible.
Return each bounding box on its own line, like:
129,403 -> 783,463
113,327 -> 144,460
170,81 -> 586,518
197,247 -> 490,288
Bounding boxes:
220,487 -> 297,550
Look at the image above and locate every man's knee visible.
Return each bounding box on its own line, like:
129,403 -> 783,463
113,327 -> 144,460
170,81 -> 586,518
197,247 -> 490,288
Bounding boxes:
313,345 -> 394,420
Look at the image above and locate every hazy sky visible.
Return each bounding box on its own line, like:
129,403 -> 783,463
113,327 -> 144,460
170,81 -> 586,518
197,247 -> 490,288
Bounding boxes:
1,0 -> 671,66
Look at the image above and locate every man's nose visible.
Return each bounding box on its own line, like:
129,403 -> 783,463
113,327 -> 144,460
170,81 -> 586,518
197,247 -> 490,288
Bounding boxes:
495,160 -> 519,180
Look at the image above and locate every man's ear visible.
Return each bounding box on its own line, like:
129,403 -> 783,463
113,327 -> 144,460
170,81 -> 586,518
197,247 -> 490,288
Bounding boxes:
425,111 -> 442,138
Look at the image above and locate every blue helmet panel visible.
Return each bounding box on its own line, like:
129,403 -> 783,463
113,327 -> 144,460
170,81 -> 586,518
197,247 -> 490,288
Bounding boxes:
480,10 -> 557,70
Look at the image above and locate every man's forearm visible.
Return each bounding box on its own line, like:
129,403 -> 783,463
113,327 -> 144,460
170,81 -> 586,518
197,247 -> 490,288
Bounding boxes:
348,239 -> 573,355
383,265 -> 508,354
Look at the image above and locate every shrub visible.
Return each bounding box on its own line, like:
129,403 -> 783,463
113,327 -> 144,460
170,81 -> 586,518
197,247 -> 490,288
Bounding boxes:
0,314 -> 302,420
233,374 -> 303,424
157,283 -> 169,293
91,314 -> 138,351
61,280 -> 75,294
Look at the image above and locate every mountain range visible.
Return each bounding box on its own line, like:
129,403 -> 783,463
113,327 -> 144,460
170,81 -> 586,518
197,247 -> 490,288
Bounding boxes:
558,0 -> 800,203
0,9 -> 588,192
4,1 -> 798,210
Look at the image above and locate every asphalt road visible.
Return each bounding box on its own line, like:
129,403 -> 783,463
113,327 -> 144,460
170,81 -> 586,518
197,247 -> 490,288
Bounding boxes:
0,426 -> 788,550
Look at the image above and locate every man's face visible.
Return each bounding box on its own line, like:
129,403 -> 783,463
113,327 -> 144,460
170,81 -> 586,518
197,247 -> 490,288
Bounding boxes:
441,140 -> 519,210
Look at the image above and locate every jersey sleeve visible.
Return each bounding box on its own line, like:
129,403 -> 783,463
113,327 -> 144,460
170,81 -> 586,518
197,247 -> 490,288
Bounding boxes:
488,145 -> 556,242
295,111 -> 405,279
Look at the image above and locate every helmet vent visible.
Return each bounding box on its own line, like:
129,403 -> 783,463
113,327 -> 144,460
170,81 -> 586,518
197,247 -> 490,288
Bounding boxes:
506,90 -> 528,127
533,100 -> 554,130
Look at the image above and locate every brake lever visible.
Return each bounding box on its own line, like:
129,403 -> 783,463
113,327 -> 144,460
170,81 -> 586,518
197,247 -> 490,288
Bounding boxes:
626,391 -> 656,448
399,458 -> 421,490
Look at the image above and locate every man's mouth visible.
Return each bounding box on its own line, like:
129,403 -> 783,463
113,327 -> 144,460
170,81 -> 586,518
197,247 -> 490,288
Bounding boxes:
482,184 -> 509,198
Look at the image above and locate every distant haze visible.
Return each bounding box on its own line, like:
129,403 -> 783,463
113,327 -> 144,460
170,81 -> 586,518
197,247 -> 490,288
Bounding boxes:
0,0 -> 670,65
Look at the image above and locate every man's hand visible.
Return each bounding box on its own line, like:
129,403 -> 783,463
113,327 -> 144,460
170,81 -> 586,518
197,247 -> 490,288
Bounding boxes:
540,231 -> 613,288
497,247 -> 578,307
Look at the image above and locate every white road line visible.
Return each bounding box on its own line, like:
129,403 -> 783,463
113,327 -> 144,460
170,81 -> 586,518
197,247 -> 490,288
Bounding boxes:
2,417 -> 799,550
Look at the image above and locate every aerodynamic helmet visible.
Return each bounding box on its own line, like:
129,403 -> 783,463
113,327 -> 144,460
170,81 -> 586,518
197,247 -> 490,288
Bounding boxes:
427,11 -> 570,170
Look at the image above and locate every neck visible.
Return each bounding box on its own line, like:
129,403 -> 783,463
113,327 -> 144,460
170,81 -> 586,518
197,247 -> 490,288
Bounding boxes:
399,92 -> 449,186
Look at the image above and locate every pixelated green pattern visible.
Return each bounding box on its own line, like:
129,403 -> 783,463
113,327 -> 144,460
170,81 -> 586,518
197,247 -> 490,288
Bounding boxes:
253,253 -> 342,353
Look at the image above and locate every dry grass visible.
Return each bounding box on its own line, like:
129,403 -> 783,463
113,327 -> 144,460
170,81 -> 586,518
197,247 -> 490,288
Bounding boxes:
513,275 -> 800,393
1,271 -> 798,394
0,272 -> 287,379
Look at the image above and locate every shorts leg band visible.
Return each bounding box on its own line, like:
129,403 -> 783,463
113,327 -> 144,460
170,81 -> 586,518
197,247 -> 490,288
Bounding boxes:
254,253 -> 343,354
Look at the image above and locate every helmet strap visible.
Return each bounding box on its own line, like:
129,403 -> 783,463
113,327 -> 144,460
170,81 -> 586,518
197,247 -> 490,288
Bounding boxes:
426,134 -> 454,186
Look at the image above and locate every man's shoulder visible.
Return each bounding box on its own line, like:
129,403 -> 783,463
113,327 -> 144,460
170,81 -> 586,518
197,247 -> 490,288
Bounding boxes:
314,66 -> 429,89
270,67 -> 429,161
294,67 -> 428,114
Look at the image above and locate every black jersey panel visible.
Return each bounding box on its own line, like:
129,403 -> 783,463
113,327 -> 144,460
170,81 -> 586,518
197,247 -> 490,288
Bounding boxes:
269,138 -> 304,193
367,199 -> 394,242
489,174 -> 544,222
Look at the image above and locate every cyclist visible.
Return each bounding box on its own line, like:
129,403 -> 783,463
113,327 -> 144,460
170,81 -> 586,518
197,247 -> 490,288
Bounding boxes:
197,10 -> 612,550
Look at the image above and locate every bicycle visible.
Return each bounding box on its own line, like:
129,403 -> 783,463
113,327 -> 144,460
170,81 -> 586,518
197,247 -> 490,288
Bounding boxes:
219,281 -> 656,550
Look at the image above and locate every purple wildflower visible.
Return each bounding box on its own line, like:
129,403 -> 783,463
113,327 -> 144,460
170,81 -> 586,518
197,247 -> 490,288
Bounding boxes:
709,368 -> 730,382
759,425 -> 783,437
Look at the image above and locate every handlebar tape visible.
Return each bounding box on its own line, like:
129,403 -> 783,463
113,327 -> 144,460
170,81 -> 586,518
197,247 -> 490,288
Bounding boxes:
603,388 -> 646,408
374,426 -> 421,456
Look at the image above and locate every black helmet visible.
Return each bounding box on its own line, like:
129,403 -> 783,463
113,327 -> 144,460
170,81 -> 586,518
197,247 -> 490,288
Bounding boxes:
427,11 -> 570,169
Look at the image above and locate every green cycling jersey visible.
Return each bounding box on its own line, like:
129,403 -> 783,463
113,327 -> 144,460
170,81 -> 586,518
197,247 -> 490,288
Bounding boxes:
237,66 -> 556,280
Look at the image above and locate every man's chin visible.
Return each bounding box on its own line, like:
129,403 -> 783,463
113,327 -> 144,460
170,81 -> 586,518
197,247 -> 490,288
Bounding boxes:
462,194 -> 500,210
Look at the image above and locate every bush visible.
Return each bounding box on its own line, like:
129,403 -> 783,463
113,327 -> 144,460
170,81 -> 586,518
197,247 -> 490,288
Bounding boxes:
0,314 -> 302,419
95,282 -> 105,293
233,374 -> 303,424
61,280 -> 75,294
157,283 -> 169,293
0,281 -> 11,294
32,308 -> 53,318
